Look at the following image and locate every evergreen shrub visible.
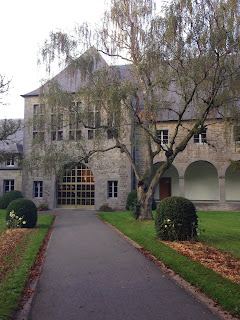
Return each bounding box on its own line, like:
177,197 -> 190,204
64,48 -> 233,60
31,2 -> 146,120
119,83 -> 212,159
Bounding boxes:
126,190 -> 137,210
126,190 -> 157,211
6,198 -> 38,228
0,190 -> 23,209
155,196 -> 198,241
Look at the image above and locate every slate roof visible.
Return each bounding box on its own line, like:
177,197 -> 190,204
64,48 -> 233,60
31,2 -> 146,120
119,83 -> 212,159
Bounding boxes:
0,119 -> 24,154
21,48 -> 224,122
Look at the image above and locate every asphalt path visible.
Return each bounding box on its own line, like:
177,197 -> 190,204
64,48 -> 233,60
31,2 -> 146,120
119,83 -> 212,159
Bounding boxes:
28,210 -> 221,320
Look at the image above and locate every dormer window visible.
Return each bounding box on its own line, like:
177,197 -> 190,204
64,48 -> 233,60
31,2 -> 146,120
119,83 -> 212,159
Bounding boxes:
6,156 -> 14,166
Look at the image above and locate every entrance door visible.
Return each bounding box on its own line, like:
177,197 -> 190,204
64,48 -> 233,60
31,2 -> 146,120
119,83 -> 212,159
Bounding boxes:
57,163 -> 95,209
159,177 -> 171,200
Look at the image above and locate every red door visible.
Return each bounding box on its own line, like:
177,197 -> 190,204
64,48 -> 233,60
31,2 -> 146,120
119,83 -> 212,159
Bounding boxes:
159,178 -> 171,200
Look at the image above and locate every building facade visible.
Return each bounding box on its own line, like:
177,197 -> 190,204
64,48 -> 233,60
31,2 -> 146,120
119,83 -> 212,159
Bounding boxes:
0,121 -> 23,197
3,51 -> 239,211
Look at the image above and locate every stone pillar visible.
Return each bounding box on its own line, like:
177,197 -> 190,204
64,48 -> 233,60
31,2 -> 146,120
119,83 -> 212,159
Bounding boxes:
219,176 -> 226,204
179,176 -> 185,198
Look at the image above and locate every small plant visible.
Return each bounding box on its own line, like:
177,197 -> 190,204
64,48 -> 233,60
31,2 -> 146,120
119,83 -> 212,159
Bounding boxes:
155,196 -> 198,241
126,190 -> 137,210
37,203 -> 49,211
6,198 -> 38,228
0,190 -> 23,209
99,203 -> 114,212
6,210 -> 27,229
131,200 -> 141,219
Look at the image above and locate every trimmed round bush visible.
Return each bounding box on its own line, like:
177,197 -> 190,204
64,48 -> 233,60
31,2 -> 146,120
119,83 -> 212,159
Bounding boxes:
0,190 -> 23,209
6,198 -> 38,228
155,196 -> 198,241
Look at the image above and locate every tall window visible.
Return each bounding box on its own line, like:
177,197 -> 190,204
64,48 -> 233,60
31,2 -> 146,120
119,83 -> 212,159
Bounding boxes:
4,180 -> 14,193
51,107 -> 63,141
106,111 -> 120,139
34,181 -> 43,198
33,104 -> 45,142
108,181 -> 118,198
233,125 -> 240,142
87,105 -> 101,140
156,130 -> 169,144
69,101 -> 82,141
5,156 -> 14,166
194,129 -> 207,144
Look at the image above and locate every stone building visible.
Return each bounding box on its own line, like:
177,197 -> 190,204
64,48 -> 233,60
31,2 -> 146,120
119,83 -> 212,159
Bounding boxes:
16,51 -> 240,211
0,120 -> 23,197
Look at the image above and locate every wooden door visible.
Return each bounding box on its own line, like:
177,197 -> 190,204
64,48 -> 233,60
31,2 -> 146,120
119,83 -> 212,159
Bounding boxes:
159,178 -> 171,200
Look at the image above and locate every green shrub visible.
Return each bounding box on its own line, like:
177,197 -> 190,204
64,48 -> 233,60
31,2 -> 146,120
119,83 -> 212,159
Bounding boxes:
155,196 -> 198,241
131,200 -> 141,219
99,203 -> 115,212
0,190 -> 23,209
126,190 -> 156,211
6,198 -> 38,228
126,190 -> 137,210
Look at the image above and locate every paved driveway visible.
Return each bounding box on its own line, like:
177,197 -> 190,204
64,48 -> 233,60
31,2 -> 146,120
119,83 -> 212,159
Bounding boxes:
28,210 -> 221,320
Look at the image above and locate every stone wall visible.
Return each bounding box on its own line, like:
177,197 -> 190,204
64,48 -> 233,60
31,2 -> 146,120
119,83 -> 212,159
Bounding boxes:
0,169 -> 22,197
22,96 -> 132,210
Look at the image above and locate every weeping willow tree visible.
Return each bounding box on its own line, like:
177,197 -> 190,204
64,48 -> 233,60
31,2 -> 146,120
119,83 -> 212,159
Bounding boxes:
28,0 -> 240,219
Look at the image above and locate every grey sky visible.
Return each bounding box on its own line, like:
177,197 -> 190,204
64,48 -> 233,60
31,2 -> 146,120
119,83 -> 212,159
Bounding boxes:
0,0 -> 169,119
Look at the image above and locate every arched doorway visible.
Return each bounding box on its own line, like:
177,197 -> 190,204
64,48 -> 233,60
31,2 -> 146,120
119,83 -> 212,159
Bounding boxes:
184,161 -> 219,201
57,163 -> 95,209
225,163 -> 240,201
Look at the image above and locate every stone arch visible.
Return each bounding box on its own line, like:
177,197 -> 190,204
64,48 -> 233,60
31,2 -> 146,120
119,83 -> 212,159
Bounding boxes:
225,162 -> 240,201
184,161 -> 219,201
56,162 -> 95,209
153,162 -> 180,201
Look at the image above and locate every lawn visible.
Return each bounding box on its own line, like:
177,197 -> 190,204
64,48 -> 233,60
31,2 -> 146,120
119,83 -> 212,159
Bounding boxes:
99,211 -> 240,317
0,210 -> 54,320
198,211 -> 240,258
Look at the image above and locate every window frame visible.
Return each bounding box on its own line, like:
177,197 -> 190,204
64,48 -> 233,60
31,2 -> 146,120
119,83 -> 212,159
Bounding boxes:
193,129 -> 207,145
107,181 -> 118,199
33,181 -> 43,198
156,129 -> 169,145
3,179 -> 14,194
33,104 -> 45,142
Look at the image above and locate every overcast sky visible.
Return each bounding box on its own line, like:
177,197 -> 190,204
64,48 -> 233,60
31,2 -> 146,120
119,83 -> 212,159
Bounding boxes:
0,0 -> 169,119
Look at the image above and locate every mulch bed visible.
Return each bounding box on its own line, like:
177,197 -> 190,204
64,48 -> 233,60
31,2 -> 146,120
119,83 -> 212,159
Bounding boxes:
161,240 -> 240,285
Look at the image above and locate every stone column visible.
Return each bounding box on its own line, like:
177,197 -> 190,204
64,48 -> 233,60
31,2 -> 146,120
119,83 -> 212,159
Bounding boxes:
219,176 -> 226,204
179,176 -> 185,198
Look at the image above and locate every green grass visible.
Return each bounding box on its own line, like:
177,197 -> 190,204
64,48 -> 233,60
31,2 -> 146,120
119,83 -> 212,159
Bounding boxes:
0,212 -> 54,320
99,211 -> 240,317
198,211 -> 240,258
0,210 -> 6,234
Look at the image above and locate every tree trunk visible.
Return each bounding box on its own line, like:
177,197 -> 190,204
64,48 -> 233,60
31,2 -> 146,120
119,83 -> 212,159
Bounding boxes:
137,183 -> 154,220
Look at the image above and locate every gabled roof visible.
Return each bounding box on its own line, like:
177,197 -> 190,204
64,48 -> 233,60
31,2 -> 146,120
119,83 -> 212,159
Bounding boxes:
21,47 -> 133,98
21,47 -> 225,122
